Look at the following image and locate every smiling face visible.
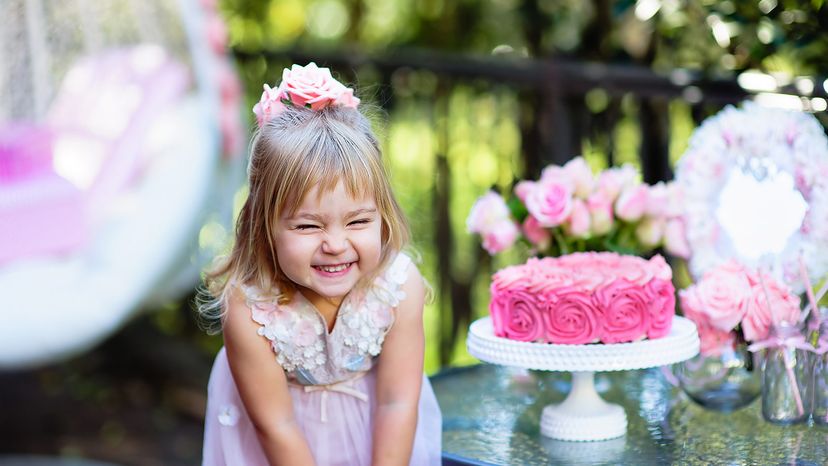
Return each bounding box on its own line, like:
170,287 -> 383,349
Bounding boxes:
273,181 -> 383,311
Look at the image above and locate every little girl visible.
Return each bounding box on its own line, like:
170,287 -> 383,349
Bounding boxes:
199,63 -> 442,466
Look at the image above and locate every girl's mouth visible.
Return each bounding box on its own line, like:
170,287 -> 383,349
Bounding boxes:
313,262 -> 354,275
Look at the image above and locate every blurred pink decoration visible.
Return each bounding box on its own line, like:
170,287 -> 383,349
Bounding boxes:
200,0 -> 246,160
0,123 -> 87,264
47,46 -> 190,220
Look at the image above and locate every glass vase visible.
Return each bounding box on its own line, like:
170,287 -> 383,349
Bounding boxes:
811,314 -> 828,426
760,323 -> 813,424
676,340 -> 761,412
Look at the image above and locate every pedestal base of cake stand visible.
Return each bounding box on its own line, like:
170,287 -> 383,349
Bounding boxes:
467,316 -> 700,442
540,371 -> 626,441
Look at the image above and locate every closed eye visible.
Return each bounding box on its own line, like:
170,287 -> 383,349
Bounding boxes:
348,218 -> 372,226
295,224 -> 320,230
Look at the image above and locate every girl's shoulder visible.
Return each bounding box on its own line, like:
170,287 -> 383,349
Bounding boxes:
364,251 -> 416,307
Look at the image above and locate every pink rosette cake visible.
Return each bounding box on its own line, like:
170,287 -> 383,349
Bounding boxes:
489,252 -> 675,344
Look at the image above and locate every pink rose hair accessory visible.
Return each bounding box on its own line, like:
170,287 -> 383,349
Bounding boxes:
252,62 -> 361,127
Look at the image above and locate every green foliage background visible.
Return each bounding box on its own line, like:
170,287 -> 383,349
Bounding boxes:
217,0 -> 828,372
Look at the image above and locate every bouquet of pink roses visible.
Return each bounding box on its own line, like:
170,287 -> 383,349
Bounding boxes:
679,260 -> 802,356
466,156 -> 690,259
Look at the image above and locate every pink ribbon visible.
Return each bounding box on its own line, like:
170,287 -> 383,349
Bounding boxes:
748,335 -> 815,353
816,338 -> 828,356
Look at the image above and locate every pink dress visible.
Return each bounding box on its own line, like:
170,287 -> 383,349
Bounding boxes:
202,253 -> 442,466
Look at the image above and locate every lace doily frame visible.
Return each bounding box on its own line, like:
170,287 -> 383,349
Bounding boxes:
674,102 -> 828,293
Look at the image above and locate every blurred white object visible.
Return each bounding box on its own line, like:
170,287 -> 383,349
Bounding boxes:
0,0 -> 246,368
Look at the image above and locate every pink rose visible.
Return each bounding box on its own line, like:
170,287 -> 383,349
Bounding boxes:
564,198 -> 591,238
514,180 -> 535,203
681,260 -> 752,332
490,291 -> 545,342
614,184 -> 648,222
741,273 -> 801,342
542,289 -> 601,344
525,179 -> 573,227
644,182 -> 669,218
562,157 -> 594,199
467,191 -> 519,254
252,83 -> 287,127
663,218 -> 691,259
594,280 -> 651,343
539,165 -> 573,189
252,63 -> 360,127
481,221 -> 520,255
587,189 -> 614,235
682,305 -> 736,357
635,217 -> 664,248
597,165 -> 637,201
279,63 -> 359,110
522,215 -> 551,250
646,280 -> 675,339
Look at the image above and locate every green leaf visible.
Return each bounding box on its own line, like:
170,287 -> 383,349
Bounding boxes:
506,196 -> 528,223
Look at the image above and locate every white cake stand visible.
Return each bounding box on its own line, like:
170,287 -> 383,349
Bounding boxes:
467,316 -> 700,442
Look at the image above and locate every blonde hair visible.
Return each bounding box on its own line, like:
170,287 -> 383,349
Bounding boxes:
197,104 -> 410,332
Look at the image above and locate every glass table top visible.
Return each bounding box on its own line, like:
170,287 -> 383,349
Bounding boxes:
431,364 -> 828,466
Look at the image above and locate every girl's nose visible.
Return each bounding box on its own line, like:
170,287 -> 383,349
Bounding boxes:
321,231 -> 349,255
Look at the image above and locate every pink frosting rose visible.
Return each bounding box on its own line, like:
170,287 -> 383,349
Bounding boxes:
647,254 -> 673,281
613,257 -> 655,286
741,272 -> 801,342
490,291 -> 545,342
682,260 -> 752,332
593,280 -> 651,343
525,180 -> 573,228
542,288 -> 601,344
646,279 -> 675,339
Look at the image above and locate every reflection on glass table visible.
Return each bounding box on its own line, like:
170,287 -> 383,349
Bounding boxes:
432,364 -> 828,466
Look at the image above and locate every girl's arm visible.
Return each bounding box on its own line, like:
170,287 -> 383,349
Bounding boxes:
371,265 -> 427,466
222,288 -> 316,466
